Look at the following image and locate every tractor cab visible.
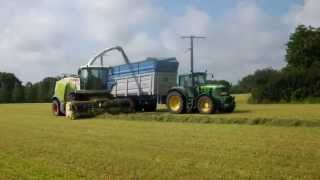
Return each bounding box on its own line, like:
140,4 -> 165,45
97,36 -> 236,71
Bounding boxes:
178,72 -> 230,96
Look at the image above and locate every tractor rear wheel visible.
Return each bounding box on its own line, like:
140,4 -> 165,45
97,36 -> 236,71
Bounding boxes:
52,99 -> 62,116
166,91 -> 186,114
197,96 -> 215,114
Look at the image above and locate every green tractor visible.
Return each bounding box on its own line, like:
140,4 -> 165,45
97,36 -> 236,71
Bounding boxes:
166,72 -> 235,114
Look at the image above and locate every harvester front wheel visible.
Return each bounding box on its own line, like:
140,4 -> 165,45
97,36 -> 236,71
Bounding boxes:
197,96 -> 215,114
52,100 -> 62,116
166,91 -> 185,114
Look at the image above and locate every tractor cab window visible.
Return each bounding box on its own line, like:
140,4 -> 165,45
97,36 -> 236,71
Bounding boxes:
179,75 -> 192,87
194,74 -> 206,85
179,73 -> 206,87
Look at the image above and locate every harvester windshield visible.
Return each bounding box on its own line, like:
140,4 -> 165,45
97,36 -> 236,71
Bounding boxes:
79,67 -> 110,91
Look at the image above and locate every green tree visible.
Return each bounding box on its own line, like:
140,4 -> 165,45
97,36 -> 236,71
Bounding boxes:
0,72 -> 21,103
24,82 -> 34,103
12,82 -> 24,103
286,25 -> 320,69
0,83 -> 10,103
37,77 -> 57,102
236,68 -> 279,94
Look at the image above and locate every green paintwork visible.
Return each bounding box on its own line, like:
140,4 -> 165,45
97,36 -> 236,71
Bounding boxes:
174,72 -> 235,112
53,77 -> 79,103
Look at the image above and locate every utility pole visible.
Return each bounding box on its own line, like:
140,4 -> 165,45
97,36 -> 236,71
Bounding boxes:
181,35 -> 206,88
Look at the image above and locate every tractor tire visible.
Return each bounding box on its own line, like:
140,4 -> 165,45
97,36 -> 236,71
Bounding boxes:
197,95 -> 215,114
166,91 -> 186,114
52,99 -> 63,116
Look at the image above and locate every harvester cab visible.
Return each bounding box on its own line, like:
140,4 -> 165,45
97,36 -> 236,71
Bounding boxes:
78,67 -> 113,91
166,72 -> 235,114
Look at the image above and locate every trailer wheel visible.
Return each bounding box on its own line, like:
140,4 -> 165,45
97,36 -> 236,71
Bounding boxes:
197,95 -> 215,114
135,103 -> 143,112
52,99 -> 62,116
166,91 -> 186,114
125,98 -> 136,113
144,101 -> 157,112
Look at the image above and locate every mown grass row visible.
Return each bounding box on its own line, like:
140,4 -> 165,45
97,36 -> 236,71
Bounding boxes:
99,112 -> 320,127
96,94 -> 320,127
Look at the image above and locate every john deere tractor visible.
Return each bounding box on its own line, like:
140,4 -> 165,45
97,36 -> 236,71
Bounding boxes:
166,72 -> 235,114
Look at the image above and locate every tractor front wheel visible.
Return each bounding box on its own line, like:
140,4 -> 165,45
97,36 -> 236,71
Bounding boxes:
166,91 -> 186,114
197,96 -> 215,114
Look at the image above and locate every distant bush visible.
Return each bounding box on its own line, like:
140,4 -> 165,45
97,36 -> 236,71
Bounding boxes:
0,72 -> 58,103
236,25 -> 320,104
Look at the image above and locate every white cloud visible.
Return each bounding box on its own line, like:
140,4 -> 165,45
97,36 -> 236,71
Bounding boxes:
159,2 -> 290,82
0,0 -> 163,82
0,0 -> 319,83
292,0 -> 320,27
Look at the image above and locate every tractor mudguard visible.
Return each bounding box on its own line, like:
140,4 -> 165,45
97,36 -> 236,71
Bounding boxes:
167,87 -> 188,99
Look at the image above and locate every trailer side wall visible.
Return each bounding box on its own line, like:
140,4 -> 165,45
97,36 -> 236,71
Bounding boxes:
108,58 -> 178,104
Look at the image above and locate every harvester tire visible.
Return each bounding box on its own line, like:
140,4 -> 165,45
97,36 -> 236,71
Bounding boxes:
52,100 -> 62,116
197,95 -> 215,114
166,91 -> 186,114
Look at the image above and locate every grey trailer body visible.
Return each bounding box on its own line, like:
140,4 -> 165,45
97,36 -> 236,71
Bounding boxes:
111,71 -> 177,104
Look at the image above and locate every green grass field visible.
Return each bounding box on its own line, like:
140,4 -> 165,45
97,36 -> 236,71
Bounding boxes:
0,95 -> 320,179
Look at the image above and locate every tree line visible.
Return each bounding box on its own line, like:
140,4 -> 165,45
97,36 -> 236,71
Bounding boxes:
0,73 -> 58,103
233,25 -> 320,103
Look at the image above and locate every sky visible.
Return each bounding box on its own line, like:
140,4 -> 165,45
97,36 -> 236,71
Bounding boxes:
0,0 -> 319,84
